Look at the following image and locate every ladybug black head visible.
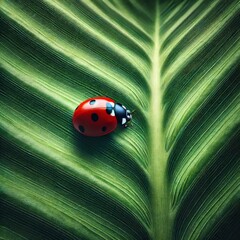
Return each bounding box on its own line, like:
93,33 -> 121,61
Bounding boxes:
114,103 -> 132,127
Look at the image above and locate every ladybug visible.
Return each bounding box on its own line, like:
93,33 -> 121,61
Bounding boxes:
72,97 -> 133,136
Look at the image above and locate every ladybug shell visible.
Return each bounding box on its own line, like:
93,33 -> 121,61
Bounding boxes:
72,97 -> 117,137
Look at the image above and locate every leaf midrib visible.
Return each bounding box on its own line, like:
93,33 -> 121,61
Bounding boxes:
150,3 -> 171,240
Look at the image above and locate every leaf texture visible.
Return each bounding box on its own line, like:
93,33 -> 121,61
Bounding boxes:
1,0 -> 239,240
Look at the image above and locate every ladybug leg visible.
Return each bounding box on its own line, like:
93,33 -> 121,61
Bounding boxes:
124,122 -> 133,128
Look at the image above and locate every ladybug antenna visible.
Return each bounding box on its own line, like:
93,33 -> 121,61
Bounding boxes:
131,109 -> 136,115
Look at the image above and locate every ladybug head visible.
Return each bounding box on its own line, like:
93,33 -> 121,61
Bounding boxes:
114,103 -> 132,127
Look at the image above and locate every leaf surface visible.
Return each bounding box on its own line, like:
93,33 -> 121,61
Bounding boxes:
1,0 -> 239,239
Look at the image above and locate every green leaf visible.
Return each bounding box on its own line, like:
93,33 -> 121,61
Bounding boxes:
1,0 -> 239,239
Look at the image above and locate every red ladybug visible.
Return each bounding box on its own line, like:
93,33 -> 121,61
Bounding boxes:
72,97 -> 133,136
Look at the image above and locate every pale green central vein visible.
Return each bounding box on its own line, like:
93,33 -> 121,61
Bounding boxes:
150,3 -> 170,240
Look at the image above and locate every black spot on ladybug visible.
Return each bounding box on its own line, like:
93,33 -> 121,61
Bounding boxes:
89,100 -> 96,105
102,126 -> 107,132
106,102 -> 113,114
79,125 -> 85,133
91,113 -> 99,121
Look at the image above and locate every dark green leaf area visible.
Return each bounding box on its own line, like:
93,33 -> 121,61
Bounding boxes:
1,136 -> 151,240
0,71 -> 71,138
0,14 -> 150,104
161,0 -> 234,51
172,131 -> 240,239
161,8 -> 240,75
73,133 -> 150,192
0,17 -> 109,99
87,0 -> 154,37
1,197 -> 78,240
162,19 -> 240,130
160,1 -> 205,35
167,63 -> 240,178
8,0 -> 151,75
205,202 -> 240,240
